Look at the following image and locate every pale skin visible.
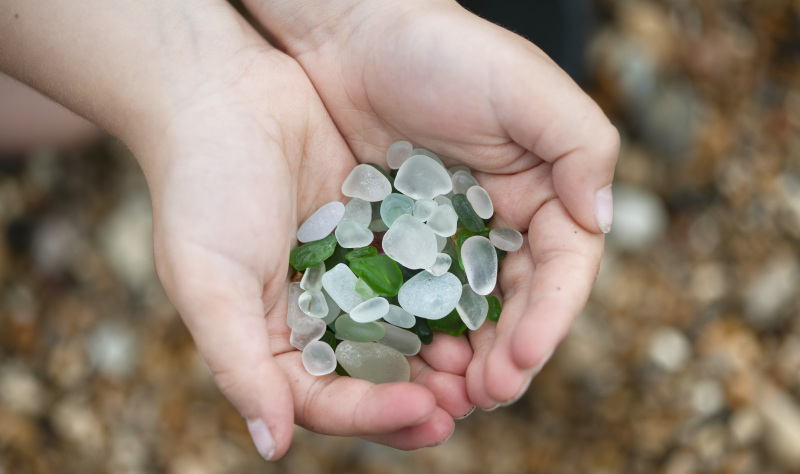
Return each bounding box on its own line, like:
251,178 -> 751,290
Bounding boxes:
0,0 -> 618,461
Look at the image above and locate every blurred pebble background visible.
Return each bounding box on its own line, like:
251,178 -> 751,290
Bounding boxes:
2,0 -> 800,472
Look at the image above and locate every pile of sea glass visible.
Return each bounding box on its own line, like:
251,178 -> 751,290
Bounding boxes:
287,142 -> 524,384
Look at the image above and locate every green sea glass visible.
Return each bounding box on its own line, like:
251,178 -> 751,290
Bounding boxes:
452,194 -> 485,232
350,255 -> 403,297
290,233 -> 338,271
334,313 -> 385,342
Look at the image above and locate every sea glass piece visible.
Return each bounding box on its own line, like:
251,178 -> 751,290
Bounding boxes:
335,341 -> 410,384
387,140 -> 414,169
413,318 -> 434,345
451,194 -> 485,232
349,255 -> 403,297
486,295 -> 502,322
466,186 -> 494,219
297,201 -> 345,243
366,163 -> 394,188
443,238 -> 467,284
456,284 -> 489,330
428,308 -> 468,337
451,170 -> 479,195
300,262 -> 325,291
343,198 -> 372,227
355,278 -> 378,299
436,234 -> 447,252
341,164 -> 392,202
321,263 -> 367,312
345,246 -> 378,262
382,214 -> 438,270
350,297 -> 390,323
335,220 -> 374,248
383,304 -> 416,328
456,227 -> 491,269
434,195 -> 452,207
413,199 -> 437,222
426,253 -> 452,277
289,233 -> 338,271
398,271 -> 462,319
334,313 -> 385,342
411,148 -> 445,166
298,290 -> 328,318
321,290 -> 341,324
377,322 -> 421,356
368,218 -> 389,232
380,193 -> 415,227
302,340 -> 337,376
461,236 -> 498,295
426,205 -> 459,237
286,282 -> 305,329
394,155 -> 453,200
290,316 -> 326,350
448,165 -> 471,175
489,228 -> 524,252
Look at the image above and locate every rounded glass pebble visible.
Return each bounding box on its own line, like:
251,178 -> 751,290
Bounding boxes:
380,193 -> 415,227
350,297 -> 390,323
302,341 -> 337,376
434,195 -> 452,207
377,322 -> 422,356
342,164 -> 392,202
436,234 -> 448,252
321,290 -> 341,324
455,284 -> 489,330
426,253 -> 452,277
335,341 -> 410,384
411,148 -> 446,169
382,304 -> 416,328
466,186 -> 494,219
448,165 -> 471,175
290,316 -> 326,350
321,264 -> 366,312
413,199 -> 438,222
398,271 -> 462,319
296,201 -> 345,243
426,205 -> 459,237
394,155 -> 453,200
387,140 -> 414,169
298,290 -> 328,318
286,282 -> 305,329
451,170 -> 479,195
335,220 -> 374,248
489,228 -> 524,252
382,214 -> 438,270
334,313 -> 385,342
343,198 -> 372,227
461,236 -> 498,296
300,262 -> 325,291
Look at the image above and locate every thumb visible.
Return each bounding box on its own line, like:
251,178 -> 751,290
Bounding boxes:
492,34 -> 620,233
157,250 -> 295,461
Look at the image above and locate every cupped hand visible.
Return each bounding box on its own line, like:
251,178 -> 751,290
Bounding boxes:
137,8 -> 471,460
245,0 -> 619,409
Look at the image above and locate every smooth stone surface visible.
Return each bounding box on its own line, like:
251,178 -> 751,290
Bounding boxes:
398,271 -> 462,319
426,253 -> 452,277
343,198 -> 372,227
335,220 -> 374,248
413,199 -> 437,222
334,313 -> 385,342
298,290 -> 328,318
489,228 -> 524,252
387,140 -> 414,169
456,284 -> 489,330
426,205 -> 459,237
321,264 -> 367,312
341,164 -> 392,202
290,316 -> 327,350
297,201 -> 345,243
350,255 -> 403,297
300,262 -> 325,292
466,186 -> 494,219
355,278 -> 378,299
434,195 -> 452,207
394,155 -> 453,200
286,282 -> 305,329
462,236 -> 498,295
335,341 -> 411,384
451,170 -> 479,195
378,322 -> 422,356
380,193 -> 415,227
382,214 -> 438,270
302,341 -> 337,376
350,297 -> 390,323
321,290 -> 341,324
382,304 -> 416,328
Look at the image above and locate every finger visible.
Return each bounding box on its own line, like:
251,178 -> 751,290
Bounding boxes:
417,331 -> 473,376
408,355 -> 473,419
464,321 -> 499,410
364,407 -> 455,449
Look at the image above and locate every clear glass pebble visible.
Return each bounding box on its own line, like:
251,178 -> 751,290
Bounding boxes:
380,193 -> 415,227
335,341 -> 411,384
382,214 -> 438,270
426,205 -> 459,237
321,290 -> 341,324
436,234 -> 447,252
341,164 -> 392,202
451,170 -> 479,195
296,201 -> 345,243
382,304 -> 416,328
298,290 -> 328,318
387,140 -> 414,169
413,199 -> 438,222
286,282 -> 306,329
350,297 -> 390,323
343,198 -> 372,227
321,263 -> 367,312
434,195 -> 452,207
394,155 -> 453,200
302,341 -> 337,376
377,322 -> 421,356
300,262 -> 325,291
466,186 -> 494,219
456,284 -> 489,330
461,236 -> 498,295
398,271 -> 462,319
290,316 -> 326,350
426,253 -> 452,277
411,148 -> 446,169
489,228 -> 524,252
354,278 -> 378,299
448,165 -> 471,175
334,313 -> 385,342
335,220 -> 374,248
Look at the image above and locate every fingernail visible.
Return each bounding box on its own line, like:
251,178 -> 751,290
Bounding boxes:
247,418 -> 276,461
455,406 -> 476,420
434,428 -> 456,447
595,185 -> 613,234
